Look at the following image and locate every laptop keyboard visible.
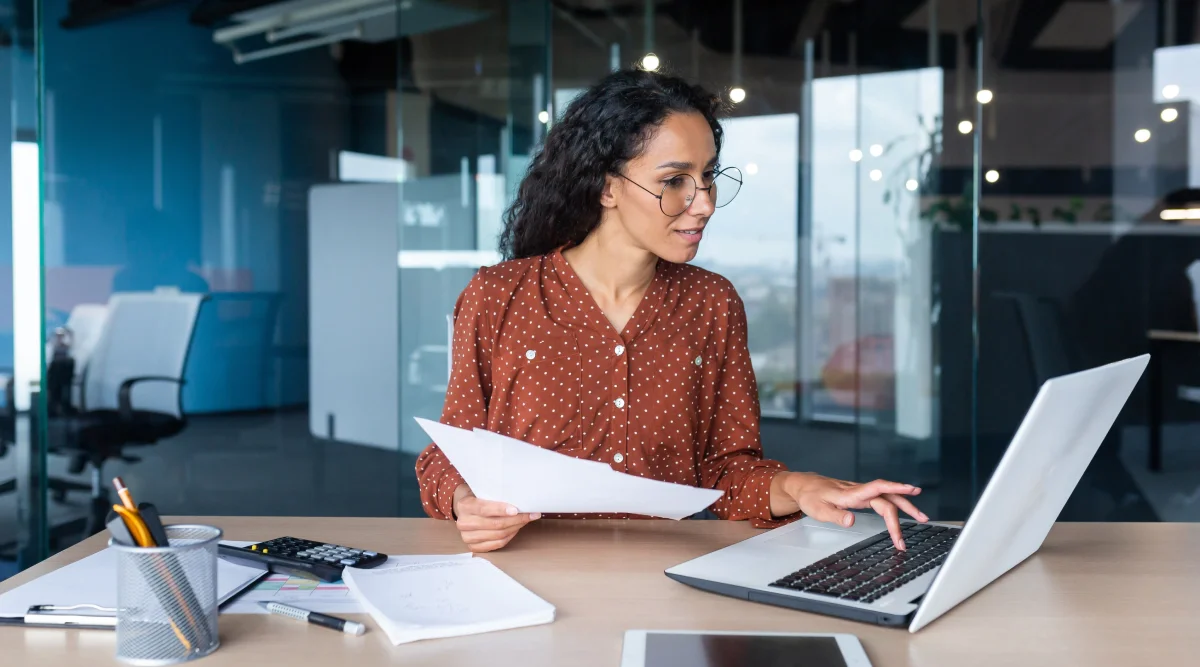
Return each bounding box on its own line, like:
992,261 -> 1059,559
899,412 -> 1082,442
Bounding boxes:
768,523 -> 961,604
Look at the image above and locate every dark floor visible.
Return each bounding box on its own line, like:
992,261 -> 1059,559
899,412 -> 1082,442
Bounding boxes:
3,409 -> 1198,583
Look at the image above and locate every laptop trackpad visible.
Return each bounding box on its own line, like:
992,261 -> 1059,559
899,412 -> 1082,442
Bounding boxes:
765,524 -> 858,550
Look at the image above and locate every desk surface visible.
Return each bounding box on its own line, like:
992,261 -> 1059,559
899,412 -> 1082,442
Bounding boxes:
3,518 -> 1199,666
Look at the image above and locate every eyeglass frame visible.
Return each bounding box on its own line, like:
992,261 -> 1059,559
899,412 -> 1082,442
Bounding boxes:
617,166 -> 743,217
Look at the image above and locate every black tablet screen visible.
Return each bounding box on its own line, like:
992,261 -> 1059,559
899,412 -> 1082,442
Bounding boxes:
644,633 -> 849,667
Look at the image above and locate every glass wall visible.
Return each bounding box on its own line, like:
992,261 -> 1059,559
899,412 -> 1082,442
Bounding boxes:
1,0 -> 42,576
976,0 -> 1200,521
14,0 -> 1199,577
13,0 -> 553,566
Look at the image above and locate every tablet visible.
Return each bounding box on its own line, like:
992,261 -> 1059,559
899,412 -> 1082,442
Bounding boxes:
620,630 -> 872,667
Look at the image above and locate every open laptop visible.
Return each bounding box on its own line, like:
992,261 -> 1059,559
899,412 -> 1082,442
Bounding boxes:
666,354 -> 1149,632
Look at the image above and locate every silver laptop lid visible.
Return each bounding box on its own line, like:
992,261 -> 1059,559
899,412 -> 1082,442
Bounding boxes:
909,354 -> 1149,632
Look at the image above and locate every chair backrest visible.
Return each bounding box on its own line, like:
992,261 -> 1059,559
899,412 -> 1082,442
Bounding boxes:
62,303 -> 109,371
1187,259 -> 1200,328
83,291 -> 205,417
995,291 -> 1074,387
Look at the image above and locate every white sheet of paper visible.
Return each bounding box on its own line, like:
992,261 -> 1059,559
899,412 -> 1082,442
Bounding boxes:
218,542 -> 472,614
415,418 -> 722,519
0,545 -> 264,618
342,557 -> 555,645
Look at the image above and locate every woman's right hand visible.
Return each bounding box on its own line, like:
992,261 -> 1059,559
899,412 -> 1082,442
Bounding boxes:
451,484 -> 540,552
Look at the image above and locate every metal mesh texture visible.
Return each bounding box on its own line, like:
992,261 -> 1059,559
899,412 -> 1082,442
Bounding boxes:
115,525 -> 222,665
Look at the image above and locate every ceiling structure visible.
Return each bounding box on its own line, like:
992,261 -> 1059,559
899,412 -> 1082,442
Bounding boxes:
42,0 -> 1200,77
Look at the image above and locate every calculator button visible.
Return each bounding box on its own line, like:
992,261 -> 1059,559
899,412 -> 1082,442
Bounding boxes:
340,559 -> 356,565
324,557 -> 339,562
348,549 -> 362,555
363,551 -> 377,557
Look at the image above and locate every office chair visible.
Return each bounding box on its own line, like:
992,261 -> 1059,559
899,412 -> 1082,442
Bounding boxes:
0,303 -> 112,547
0,374 -> 13,498
49,291 -> 205,538
993,291 -> 1075,387
995,290 -> 1144,517
56,304 -> 110,414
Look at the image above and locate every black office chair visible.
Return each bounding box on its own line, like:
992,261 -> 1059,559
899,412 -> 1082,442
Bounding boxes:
995,291 -> 1147,519
994,291 -> 1076,387
0,373 -> 14,499
46,291 -> 206,540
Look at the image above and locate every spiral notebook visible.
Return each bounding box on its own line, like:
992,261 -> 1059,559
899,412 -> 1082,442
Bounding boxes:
342,557 -> 555,645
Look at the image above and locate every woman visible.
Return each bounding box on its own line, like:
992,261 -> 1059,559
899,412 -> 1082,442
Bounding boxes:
416,68 -> 926,553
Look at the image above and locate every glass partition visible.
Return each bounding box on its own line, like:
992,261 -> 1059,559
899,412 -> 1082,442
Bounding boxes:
976,0 -> 1200,521
1,0 -> 44,577
23,0 -> 1190,580
24,0 -> 555,563
390,0 -> 549,492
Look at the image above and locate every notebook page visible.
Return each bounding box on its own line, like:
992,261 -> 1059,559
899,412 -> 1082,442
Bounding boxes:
342,558 -> 555,645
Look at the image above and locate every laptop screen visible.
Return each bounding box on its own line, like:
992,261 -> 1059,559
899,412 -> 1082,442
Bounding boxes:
644,633 -> 848,667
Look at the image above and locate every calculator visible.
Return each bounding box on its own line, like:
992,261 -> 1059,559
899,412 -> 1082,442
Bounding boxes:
217,537 -> 388,583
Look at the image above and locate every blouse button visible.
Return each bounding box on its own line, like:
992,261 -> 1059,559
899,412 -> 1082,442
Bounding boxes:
526,350 -> 537,360
613,397 -> 626,409
615,344 -> 625,356
613,452 -> 625,464
694,355 -> 702,366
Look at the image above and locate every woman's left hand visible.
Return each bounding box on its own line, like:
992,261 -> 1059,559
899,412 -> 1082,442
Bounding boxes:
770,472 -> 928,551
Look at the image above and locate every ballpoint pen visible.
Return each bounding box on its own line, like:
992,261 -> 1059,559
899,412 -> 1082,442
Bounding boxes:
260,601 -> 367,636
0,613 -> 116,630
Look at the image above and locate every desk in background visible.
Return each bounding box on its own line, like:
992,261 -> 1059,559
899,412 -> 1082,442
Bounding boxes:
2,518 -> 1198,666
1147,329 -> 1200,471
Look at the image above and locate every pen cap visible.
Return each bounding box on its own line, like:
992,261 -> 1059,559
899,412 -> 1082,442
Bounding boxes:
111,524 -> 223,665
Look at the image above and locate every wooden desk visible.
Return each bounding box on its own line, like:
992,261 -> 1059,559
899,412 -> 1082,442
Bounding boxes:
1147,329 -> 1200,471
3,518 -> 1199,666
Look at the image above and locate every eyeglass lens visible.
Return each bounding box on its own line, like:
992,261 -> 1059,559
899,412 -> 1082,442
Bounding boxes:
659,167 -> 743,216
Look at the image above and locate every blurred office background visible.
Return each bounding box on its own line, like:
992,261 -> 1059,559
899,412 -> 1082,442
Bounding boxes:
4,0 -> 1200,576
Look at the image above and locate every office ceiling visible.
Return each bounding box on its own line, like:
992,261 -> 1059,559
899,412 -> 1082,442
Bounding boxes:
553,0 -> 1200,71
47,0 -> 1200,72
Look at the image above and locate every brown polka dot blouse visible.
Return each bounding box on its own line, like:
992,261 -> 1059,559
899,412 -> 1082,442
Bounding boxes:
415,249 -> 795,528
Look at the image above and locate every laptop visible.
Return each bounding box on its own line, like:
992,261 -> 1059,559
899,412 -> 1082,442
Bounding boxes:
666,354 -> 1149,632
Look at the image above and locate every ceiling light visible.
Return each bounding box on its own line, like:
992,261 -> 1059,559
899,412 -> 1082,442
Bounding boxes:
641,53 -> 660,71
869,169 -> 883,182
849,149 -> 863,162
976,89 -> 993,104
958,120 -> 973,134
729,87 -> 746,103
1163,84 -> 1181,99
985,170 -> 999,183
869,144 -> 884,157
745,162 -> 759,175
1161,208 -> 1200,220
538,110 -> 550,124
1134,128 -> 1152,143
1162,108 -> 1179,123
905,179 -> 919,191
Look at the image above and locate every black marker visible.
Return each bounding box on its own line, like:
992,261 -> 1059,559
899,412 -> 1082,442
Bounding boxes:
259,602 -> 366,635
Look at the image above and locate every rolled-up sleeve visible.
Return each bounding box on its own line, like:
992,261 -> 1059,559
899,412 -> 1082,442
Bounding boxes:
415,271 -> 494,519
701,288 -> 797,529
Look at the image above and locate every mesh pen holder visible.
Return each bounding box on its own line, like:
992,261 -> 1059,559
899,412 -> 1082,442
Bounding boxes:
112,524 -> 223,665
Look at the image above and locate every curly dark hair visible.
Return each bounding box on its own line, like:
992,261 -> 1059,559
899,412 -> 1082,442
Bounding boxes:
498,68 -> 727,260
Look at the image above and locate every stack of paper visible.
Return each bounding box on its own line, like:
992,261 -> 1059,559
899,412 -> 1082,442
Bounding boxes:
342,558 -> 555,645
416,418 -> 722,519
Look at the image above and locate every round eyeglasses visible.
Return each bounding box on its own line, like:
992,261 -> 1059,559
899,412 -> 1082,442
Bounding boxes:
620,167 -> 743,217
